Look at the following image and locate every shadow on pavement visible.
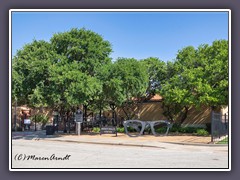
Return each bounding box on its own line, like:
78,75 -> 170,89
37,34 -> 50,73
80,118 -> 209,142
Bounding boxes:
11,130 -> 100,141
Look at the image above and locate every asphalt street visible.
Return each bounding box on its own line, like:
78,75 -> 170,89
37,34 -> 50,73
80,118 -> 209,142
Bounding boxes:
11,139 -> 229,169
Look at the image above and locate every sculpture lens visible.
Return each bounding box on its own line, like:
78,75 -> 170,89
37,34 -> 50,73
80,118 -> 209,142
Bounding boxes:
152,121 -> 169,136
125,121 -> 143,137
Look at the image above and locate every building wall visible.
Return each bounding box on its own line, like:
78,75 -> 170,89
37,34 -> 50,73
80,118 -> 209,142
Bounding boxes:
11,106 -> 53,128
221,106 -> 228,115
115,101 -> 212,127
177,106 -> 211,127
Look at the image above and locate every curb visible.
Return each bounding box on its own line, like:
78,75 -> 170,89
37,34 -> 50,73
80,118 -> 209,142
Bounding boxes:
38,137 -> 228,148
159,141 -> 228,147
40,138 -> 166,149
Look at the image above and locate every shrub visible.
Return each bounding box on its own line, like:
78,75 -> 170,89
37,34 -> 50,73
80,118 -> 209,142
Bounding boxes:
196,129 -> 209,136
92,127 -> 100,133
155,127 -> 168,133
117,127 -> 125,133
169,123 -> 181,133
169,123 -> 209,135
179,127 -> 198,133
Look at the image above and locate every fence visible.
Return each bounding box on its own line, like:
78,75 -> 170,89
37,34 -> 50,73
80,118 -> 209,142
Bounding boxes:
211,111 -> 228,143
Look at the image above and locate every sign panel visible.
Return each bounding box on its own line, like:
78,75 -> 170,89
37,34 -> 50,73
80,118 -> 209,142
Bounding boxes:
75,110 -> 83,122
24,119 -> 31,125
100,126 -> 117,136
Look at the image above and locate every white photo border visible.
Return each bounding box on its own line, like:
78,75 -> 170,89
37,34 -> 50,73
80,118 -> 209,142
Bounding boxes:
9,9 -> 231,171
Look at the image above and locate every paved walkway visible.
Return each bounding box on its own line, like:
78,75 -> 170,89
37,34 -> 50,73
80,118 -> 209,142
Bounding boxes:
11,130 -> 225,148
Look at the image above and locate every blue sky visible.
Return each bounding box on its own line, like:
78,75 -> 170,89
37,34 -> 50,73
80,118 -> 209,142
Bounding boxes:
11,11 -> 229,62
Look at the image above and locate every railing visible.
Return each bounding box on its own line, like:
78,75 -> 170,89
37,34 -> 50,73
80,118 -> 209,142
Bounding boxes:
211,112 -> 228,143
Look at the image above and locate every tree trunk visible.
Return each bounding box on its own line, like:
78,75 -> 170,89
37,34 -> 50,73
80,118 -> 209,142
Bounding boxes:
179,106 -> 189,124
83,105 -> 88,122
161,103 -> 174,123
110,103 -> 117,126
122,106 -> 130,120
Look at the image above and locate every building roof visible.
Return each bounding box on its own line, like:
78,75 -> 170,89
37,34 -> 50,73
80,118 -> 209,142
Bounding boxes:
149,94 -> 163,101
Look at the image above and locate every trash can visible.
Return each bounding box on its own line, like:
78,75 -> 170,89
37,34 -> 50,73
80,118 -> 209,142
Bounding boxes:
46,125 -> 55,135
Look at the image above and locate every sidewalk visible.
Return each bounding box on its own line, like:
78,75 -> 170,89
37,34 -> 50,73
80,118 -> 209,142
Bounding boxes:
12,130 -> 226,147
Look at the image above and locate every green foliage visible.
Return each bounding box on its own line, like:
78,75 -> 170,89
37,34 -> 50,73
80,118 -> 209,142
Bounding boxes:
50,28 -> 112,76
160,40 -> 228,124
216,137 -> 228,144
12,28 -> 113,117
35,114 -> 49,125
92,127 -> 100,133
12,40 -> 59,106
108,58 -> 149,119
117,127 -> 125,133
179,127 -> 198,133
12,70 -> 23,102
155,127 -> 168,133
196,129 -> 209,136
169,124 -> 209,135
48,58 -> 102,107
169,123 -> 181,132
112,58 -> 149,101
12,27 -> 228,127
140,57 -> 167,96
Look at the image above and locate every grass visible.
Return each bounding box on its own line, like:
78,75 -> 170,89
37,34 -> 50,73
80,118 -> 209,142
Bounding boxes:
216,137 -> 228,144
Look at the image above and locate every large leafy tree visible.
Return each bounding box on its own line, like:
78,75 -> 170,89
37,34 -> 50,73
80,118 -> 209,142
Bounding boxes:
140,57 -> 167,99
47,58 -> 102,109
160,46 -> 197,123
195,40 -> 228,107
50,28 -> 112,76
12,40 -> 60,107
12,28 -> 113,125
160,40 -> 228,124
107,58 -> 149,120
50,28 -> 113,119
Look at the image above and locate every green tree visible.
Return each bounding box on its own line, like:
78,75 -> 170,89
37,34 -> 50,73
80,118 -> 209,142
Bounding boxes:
160,40 -> 228,124
50,28 -> 112,76
195,40 -> 228,107
140,57 -> 167,98
50,28 -> 113,120
108,58 -> 149,120
12,40 -> 60,107
12,28 -> 113,127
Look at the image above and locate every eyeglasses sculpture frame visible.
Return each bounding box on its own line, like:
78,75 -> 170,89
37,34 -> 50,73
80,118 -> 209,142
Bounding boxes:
123,120 -> 172,137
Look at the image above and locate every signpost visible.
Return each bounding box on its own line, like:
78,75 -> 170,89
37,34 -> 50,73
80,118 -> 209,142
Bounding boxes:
76,122 -> 81,136
75,109 -> 83,136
